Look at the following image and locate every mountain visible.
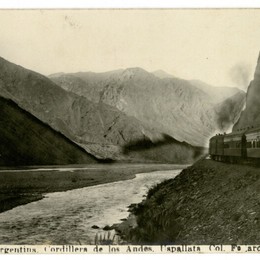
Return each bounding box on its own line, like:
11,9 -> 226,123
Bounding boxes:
190,79 -> 244,103
0,96 -> 98,166
233,53 -> 260,131
49,70 -> 124,103
51,68 -> 245,146
0,57 -> 202,163
152,70 -> 175,79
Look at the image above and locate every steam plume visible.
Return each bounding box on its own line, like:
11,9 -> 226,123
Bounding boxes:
229,62 -> 251,90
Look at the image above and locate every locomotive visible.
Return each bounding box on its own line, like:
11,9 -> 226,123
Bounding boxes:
209,126 -> 260,163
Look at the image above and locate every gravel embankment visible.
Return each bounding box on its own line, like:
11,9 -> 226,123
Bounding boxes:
119,159 -> 260,244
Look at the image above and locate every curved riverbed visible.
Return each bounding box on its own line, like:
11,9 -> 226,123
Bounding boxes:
0,169 -> 181,245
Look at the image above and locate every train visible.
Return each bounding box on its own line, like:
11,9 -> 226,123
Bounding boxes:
209,126 -> 260,163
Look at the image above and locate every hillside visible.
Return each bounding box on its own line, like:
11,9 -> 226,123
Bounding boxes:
0,57 -> 203,163
0,96 -> 98,166
119,159 -> 260,244
190,79 -> 244,103
233,53 -> 260,131
51,68 -> 245,147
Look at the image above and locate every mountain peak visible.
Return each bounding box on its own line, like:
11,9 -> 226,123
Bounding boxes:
233,51 -> 260,131
152,70 -> 174,79
124,67 -> 148,74
254,51 -> 260,79
117,67 -> 153,81
258,51 -> 260,64
49,72 -> 65,78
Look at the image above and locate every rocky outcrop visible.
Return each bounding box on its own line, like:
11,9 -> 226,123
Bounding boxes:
233,53 -> 260,131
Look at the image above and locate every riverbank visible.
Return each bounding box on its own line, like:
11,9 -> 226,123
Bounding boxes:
0,163 -> 185,214
118,159 -> 260,244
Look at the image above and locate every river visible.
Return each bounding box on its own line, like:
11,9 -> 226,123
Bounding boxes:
0,168 -> 181,245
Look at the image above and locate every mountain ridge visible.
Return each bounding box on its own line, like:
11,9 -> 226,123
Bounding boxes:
152,70 -> 175,79
51,67 -> 245,146
0,56 -> 203,163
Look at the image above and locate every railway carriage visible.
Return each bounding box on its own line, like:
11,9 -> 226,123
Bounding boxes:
223,132 -> 243,162
209,126 -> 260,163
209,134 -> 224,161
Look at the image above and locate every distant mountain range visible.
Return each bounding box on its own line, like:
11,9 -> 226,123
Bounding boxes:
189,79 -> 243,103
0,55 -> 248,165
0,57 -> 205,164
50,68 -> 245,147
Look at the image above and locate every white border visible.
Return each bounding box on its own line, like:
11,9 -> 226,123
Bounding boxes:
0,0 -> 260,9
1,2 -> 260,260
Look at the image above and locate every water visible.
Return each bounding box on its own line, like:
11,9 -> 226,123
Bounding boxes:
0,169 -> 181,245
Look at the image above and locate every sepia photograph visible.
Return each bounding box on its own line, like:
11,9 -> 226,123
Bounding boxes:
0,6 -> 260,253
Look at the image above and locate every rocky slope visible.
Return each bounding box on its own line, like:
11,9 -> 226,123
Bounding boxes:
120,159 -> 260,244
51,68 -> 245,147
0,57 -> 203,163
233,53 -> 260,131
0,96 -> 97,166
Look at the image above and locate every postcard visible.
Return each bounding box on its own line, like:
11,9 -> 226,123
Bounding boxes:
0,8 -> 259,254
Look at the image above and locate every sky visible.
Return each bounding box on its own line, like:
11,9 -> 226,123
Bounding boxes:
0,9 -> 260,89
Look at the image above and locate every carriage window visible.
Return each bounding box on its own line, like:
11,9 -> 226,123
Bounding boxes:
247,142 -> 252,148
224,143 -> 229,148
236,142 -> 241,148
257,141 -> 260,148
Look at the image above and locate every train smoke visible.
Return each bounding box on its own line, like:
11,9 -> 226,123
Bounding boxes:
229,62 -> 251,90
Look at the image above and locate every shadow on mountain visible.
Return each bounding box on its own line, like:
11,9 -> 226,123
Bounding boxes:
123,134 -> 181,152
0,97 -> 98,166
122,134 -> 205,164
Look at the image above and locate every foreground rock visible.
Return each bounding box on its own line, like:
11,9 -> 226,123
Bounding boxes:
121,159 -> 260,244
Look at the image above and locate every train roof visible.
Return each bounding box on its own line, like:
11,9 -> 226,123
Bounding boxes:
209,134 -> 225,141
211,125 -> 260,139
224,131 -> 244,137
245,126 -> 260,134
